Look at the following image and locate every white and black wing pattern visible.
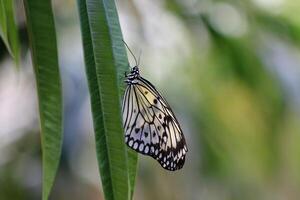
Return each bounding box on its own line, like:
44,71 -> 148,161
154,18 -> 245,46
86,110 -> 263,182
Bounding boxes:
122,73 -> 188,171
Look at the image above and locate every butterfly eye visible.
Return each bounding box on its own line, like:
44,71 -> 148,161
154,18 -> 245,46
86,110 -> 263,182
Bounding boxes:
122,67 -> 188,171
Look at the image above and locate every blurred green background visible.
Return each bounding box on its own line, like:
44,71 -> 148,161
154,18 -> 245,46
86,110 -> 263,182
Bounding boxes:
1,0 -> 300,199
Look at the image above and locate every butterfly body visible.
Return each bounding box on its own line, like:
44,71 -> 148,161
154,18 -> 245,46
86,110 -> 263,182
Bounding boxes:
122,66 -> 188,171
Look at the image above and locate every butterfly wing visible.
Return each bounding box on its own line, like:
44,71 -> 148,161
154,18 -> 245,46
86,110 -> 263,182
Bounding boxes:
122,77 -> 188,171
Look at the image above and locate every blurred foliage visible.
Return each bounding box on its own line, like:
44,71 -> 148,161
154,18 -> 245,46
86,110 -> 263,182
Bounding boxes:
0,0 -> 20,64
0,132 -> 40,200
161,0 -> 300,199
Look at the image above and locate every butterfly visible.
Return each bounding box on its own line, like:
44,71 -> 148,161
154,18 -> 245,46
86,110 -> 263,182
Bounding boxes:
122,43 -> 188,171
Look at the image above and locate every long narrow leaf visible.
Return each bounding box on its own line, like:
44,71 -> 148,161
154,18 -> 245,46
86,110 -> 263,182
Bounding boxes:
101,0 -> 138,198
77,2 -> 117,198
0,0 -> 20,64
23,1 -> 63,199
0,0 -> 8,46
77,0 -> 137,199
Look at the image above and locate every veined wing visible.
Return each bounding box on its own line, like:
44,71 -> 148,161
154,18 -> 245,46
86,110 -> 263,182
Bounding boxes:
122,77 -> 187,171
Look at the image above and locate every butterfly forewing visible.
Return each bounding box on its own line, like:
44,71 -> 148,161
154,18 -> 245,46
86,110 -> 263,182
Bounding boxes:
122,67 -> 187,171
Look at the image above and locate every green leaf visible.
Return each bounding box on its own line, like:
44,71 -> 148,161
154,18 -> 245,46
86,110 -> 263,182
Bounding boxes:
256,13 -> 300,46
127,149 -> 138,199
0,1 -> 8,43
0,0 -> 20,64
101,0 -> 138,198
77,0 -> 138,199
23,1 -> 63,200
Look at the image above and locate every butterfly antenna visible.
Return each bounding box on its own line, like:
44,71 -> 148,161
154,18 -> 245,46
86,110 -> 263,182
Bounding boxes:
137,49 -> 142,66
122,39 -> 138,67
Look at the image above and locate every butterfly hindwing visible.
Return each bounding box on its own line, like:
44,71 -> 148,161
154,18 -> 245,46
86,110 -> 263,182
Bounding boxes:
122,74 -> 187,171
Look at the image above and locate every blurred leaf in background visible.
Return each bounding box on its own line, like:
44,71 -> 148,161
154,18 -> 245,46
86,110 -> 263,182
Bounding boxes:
0,0 -> 20,64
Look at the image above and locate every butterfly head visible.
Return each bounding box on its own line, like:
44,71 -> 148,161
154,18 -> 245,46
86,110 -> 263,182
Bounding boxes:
125,66 -> 140,84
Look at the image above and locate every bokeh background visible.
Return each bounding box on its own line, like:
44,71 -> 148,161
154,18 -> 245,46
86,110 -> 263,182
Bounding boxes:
1,0 -> 300,199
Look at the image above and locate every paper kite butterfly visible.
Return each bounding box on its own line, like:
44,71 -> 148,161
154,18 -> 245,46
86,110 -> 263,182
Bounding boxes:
122,42 -> 188,171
